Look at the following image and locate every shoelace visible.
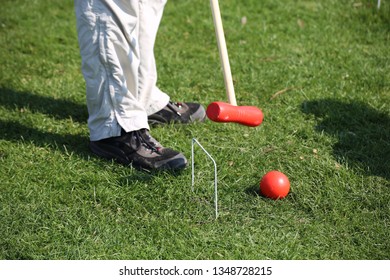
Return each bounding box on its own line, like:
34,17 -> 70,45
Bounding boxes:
167,101 -> 183,116
129,129 -> 160,153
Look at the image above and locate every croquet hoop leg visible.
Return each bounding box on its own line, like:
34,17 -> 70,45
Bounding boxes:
191,138 -> 218,219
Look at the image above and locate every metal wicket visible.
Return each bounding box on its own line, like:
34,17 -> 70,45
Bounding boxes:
191,138 -> 218,219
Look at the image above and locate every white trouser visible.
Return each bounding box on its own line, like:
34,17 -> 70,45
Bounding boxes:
75,0 -> 170,141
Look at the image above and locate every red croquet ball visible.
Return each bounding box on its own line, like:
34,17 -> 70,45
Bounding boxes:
260,171 -> 290,199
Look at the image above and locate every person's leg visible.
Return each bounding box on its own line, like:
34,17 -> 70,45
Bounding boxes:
137,0 -> 206,125
74,0 -> 187,170
138,0 -> 170,116
75,0 -> 149,141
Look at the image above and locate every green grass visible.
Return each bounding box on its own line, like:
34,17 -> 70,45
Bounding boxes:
0,0 -> 389,260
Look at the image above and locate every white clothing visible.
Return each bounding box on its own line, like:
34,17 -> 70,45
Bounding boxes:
75,0 -> 169,141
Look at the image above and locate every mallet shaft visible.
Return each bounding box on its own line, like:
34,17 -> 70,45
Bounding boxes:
210,0 -> 237,106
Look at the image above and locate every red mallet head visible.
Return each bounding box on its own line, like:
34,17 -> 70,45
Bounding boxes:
206,101 -> 264,127
260,171 -> 290,199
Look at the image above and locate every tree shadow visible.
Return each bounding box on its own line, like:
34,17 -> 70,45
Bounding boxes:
302,98 -> 390,179
0,87 -> 88,123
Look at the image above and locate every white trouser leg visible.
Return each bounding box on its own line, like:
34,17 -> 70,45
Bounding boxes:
138,0 -> 169,115
75,0 -> 169,141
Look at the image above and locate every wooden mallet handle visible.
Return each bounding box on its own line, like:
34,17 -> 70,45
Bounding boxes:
210,0 -> 237,106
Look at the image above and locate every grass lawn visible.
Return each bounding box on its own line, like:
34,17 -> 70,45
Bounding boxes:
0,0 -> 389,259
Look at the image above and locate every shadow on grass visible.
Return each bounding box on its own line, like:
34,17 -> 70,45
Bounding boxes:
245,185 -> 261,197
0,87 -> 88,123
0,119 -> 90,157
0,119 -> 157,182
0,120 -> 180,182
302,98 -> 390,179
0,87 -> 189,180
359,2 -> 390,32
0,86 -> 91,160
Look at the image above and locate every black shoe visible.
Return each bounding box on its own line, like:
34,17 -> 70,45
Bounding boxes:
148,101 -> 206,125
89,129 -> 187,171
